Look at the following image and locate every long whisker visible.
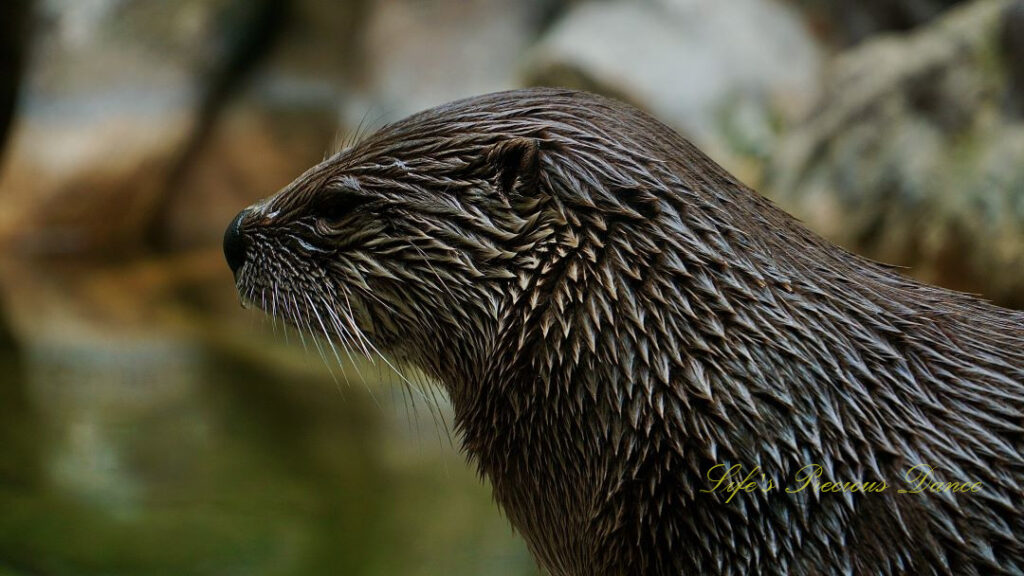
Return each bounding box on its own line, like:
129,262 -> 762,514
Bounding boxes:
289,293 -> 311,355
237,246 -> 454,447
316,292 -> 381,403
302,291 -> 350,390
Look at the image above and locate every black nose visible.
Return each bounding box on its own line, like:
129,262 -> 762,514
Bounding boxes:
224,209 -> 250,276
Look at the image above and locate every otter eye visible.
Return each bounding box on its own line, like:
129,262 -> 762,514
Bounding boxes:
319,189 -> 373,222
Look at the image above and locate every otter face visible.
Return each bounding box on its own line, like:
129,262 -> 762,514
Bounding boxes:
224,123 -> 549,382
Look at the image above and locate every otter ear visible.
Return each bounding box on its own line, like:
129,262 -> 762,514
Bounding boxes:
487,137 -> 541,199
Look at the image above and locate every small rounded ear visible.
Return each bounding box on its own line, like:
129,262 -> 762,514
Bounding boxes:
487,137 -> 541,199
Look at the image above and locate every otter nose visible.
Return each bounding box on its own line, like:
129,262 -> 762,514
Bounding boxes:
224,209 -> 251,276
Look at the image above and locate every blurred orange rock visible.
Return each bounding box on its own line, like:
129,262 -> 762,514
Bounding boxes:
0,0 -> 352,258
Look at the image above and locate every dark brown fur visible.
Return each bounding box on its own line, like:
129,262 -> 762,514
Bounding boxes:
227,88 -> 1024,576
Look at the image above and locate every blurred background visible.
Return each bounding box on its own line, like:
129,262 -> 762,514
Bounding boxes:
0,0 -> 1022,574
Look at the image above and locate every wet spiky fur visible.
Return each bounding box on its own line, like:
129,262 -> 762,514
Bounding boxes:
230,88 -> 1024,576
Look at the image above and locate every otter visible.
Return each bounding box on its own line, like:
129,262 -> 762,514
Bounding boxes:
224,88 -> 1024,575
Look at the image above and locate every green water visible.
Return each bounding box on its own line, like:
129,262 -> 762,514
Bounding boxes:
0,259 -> 537,576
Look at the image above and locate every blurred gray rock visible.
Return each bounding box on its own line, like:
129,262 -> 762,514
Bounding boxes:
766,0 -> 1024,307
523,0 -> 824,184
354,0 -> 554,127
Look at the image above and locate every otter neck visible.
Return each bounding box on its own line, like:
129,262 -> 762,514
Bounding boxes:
445,205 -> 928,573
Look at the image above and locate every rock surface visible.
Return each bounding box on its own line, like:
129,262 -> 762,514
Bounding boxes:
354,0 -> 553,126
523,0 -> 824,183
767,0 -> 1024,307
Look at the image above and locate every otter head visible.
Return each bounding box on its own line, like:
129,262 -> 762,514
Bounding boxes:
223,96 -> 571,392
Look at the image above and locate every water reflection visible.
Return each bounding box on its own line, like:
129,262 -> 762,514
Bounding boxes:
0,257 -> 537,575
